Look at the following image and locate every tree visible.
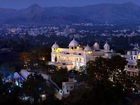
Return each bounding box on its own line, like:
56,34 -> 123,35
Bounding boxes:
52,68 -> 68,87
86,57 -> 111,83
21,73 -> 55,104
63,79 -> 125,105
87,56 -> 135,90
134,60 -> 140,88
110,55 -> 127,72
0,82 -> 21,105
64,56 -> 135,105
137,59 -> 140,70
68,69 -> 85,82
109,55 -> 135,92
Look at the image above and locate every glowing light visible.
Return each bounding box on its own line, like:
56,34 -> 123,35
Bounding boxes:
77,46 -> 80,49
40,57 -> 45,61
87,51 -> 92,54
138,54 -> 140,59
55,48 -> 62,53
40,94 -> 46,101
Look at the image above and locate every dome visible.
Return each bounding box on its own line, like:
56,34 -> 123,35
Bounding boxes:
104,42 -> 110,51
84,45 -> 92,51
52,42 -> 59,48
93,42 -> 100,50
69,39 -> 79,47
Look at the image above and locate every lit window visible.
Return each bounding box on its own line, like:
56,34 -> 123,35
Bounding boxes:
138,54 -> 140,59
55,48 -> 62,53
87,51 -> 92,54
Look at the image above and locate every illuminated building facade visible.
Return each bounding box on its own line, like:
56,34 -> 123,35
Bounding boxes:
125,44 -> 140,76
50,39 -> 114,71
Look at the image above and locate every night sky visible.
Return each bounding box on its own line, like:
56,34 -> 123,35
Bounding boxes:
0,0 -> 139,9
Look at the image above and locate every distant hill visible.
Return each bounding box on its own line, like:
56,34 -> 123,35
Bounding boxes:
0,2 -> 140,25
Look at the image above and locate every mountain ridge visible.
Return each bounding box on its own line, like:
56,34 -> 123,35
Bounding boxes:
0,2 -> 140,25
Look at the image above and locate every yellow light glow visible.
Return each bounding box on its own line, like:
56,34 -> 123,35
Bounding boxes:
87,51 -> 92,54
77,46 -> 80,49
55,48 -> 62,53
138,54 -> 140,59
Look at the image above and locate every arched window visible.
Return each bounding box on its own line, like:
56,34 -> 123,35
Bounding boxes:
55,56 -> 57,62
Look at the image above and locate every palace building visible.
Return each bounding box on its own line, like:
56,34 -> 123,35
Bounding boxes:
50,39 -> 114,71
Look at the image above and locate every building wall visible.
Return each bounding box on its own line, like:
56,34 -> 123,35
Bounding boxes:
51,47 -> 112,71
50,40 -> 113,71
51,47 -> 90,70
125,50 -> 140,76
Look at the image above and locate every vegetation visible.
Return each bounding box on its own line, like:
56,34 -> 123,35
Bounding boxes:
63,55 -> 137,105
0,55 -> 139,105
51,68 -> 68,87
137,59 -> 140,70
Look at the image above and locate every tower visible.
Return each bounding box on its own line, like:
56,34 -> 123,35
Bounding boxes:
93,42 -> 100,51
51,42 -> 59,62
104,42 -> 110,52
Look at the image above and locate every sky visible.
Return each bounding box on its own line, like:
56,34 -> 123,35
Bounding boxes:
0,0 -> 139,9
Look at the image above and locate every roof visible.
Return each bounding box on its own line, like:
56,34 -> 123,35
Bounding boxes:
93,42 -> 100,50
69,39 -> 79,47
52,42 -> 59,48
84,45 -> 92,51
104,42 -> 110,50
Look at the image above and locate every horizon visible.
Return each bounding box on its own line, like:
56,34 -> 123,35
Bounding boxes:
0,0 -> 139,9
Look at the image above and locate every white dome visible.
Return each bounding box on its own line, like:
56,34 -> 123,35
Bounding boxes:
84,45 -> 92,51
52,42 -> 59,48
93,42 -> 100,50
104,42 -> 110,51
69,39 -> 79,47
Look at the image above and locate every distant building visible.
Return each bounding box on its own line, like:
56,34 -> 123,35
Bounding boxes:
62,81 -> 76,97
50,39 -> 114,71
125,44 -> 140,76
